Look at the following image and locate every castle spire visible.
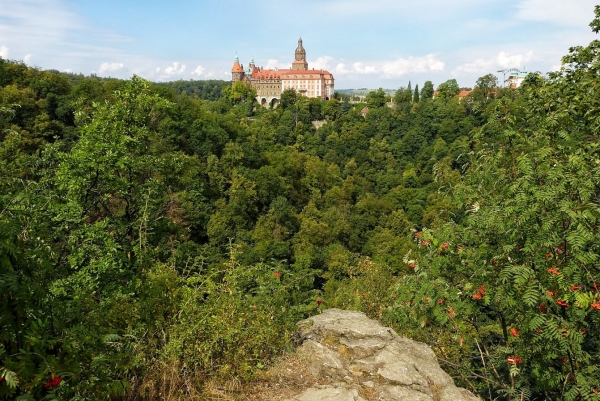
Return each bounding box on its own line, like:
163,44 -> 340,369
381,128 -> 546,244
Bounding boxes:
293,37 -> 308,71
231,52 -> 244,82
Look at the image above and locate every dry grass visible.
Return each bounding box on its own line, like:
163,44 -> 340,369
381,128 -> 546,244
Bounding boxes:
125,343 -> 385,400
126,359 -> 205,401
227,353 -> 320,401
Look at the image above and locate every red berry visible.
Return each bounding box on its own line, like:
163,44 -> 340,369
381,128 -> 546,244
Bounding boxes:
43,376 -> 62,388
507,356 -> 522,365
510,327 -> 519,337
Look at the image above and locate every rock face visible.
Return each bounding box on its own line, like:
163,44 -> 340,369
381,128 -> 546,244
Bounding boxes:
285,309 -> 480,401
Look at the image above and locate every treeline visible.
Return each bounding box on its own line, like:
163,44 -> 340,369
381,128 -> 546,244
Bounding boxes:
155,79 -> 230,100
2,9 -> 600,400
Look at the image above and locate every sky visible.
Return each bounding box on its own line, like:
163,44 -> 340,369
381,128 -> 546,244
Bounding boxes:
1,0 -> 599,89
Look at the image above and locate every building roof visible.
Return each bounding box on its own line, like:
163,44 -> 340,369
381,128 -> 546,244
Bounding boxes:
250,68 -> 333,80
231,55 -> 244,73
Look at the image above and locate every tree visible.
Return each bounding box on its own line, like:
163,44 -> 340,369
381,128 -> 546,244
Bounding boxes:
323,98 -> 342,121
413,84 -> 420,103
436,79 -> 460,99
421,81 -> 434,100
308,97 -> 323,120
280,88 -> 298,109
473,73 -> 498,100
394,83 -> 412,108
389,9 -> 600,398
366,88 -> 387,108
223,81 -> 256,105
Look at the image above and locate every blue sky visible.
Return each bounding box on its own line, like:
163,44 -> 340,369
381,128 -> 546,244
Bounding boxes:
1,0 -> 598,89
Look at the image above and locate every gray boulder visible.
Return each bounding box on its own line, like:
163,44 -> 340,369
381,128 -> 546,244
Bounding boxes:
284,309 -> 480,401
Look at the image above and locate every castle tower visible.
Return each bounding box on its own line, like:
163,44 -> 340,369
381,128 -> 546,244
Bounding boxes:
292,37 -> 308,71
247,57 -> 255,74
231,54 -> 244,82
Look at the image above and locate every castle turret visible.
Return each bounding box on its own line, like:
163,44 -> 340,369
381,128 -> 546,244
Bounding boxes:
231,54 -> 244,82
292,37 -> 308,71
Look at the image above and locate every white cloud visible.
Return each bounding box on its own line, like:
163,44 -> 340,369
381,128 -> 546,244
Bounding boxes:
192,65 -> 205,76
164,61 -> 186,75
516,0 -> 597,26
98,62 -> 124,74
382,55 -> 445,77
453,51 -> 533,74
0,0 -> 81,56
265,59 -> 287,69
64,68 -> 72,73
310,56 -> 334,70
23,54 -> 33,64
0,46 -> 8,58
334,63 -> 349,74
352,62 -> 377,75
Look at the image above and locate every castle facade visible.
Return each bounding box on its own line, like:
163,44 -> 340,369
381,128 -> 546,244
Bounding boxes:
231,38 -> 335,107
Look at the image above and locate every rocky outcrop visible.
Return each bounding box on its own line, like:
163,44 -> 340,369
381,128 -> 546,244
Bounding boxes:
281,309 -> 480,401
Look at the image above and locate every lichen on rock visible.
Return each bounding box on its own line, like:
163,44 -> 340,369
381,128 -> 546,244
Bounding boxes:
284,309 -> 480,401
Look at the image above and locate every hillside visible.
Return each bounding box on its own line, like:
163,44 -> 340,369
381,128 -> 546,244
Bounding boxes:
2,8 -> 600,400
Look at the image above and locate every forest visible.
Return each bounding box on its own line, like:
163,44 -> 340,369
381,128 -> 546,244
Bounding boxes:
2,8 -> 600,401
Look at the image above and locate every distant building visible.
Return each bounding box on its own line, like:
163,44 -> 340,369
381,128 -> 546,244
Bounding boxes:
506,69 -> 528,88
231,38 -> 335,107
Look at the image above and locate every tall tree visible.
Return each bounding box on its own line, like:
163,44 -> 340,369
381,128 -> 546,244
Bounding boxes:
366,88 -> 387,108
413,84 -> 420,103
421,81 -> 434,100
436,79 -> 460,99
474,73 -> 498,100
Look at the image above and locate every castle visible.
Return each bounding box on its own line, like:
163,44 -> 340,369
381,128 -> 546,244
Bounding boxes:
231,38 -> 335,107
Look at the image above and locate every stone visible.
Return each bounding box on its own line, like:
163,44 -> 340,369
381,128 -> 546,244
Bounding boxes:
285,309 -> 480,401
287,385 -> 366,401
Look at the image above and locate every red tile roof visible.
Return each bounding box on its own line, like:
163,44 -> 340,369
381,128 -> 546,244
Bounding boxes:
231,61 -> 243,73
250,68 -> 333,80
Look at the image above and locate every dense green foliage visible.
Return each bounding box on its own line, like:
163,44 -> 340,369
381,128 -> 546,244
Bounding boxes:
2,9 -> 600,400
155,79 -> 230,101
